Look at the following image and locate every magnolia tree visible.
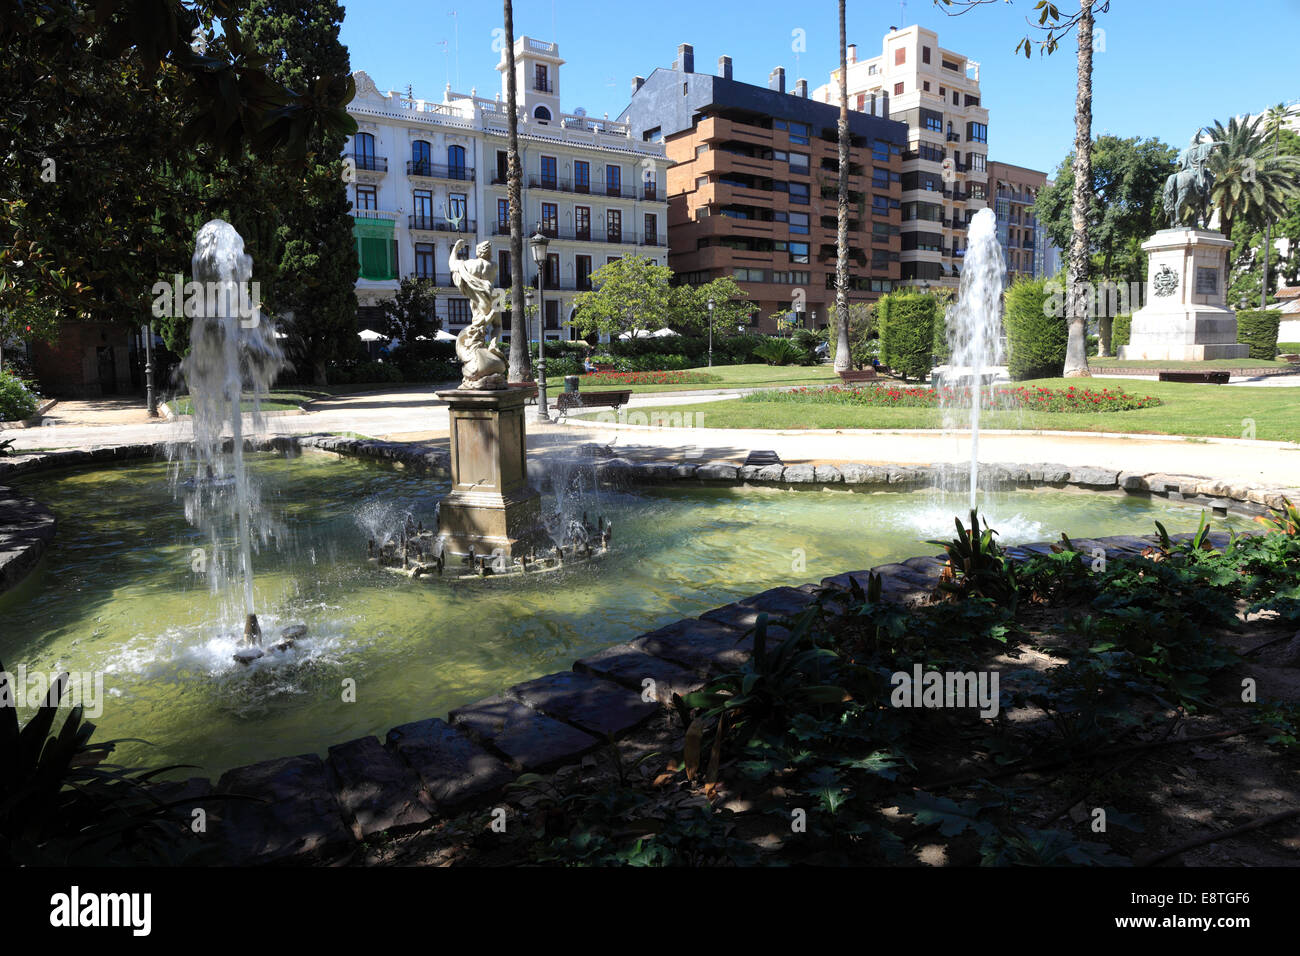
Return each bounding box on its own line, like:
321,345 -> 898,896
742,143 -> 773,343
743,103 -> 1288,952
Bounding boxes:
570,256 -> 675,338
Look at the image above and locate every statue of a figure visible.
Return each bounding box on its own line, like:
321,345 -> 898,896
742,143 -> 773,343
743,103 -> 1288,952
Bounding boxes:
1162,131 -> 1223,229
448,239 -> 508,389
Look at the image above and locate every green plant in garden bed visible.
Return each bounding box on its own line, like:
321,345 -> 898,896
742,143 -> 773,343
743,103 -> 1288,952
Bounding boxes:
577,370 -> 719,387
0,369 -> 40,421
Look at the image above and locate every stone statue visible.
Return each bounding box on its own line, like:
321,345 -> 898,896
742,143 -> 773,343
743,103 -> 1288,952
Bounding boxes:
1162,131 -> 1223,229
448,238 -> 508,389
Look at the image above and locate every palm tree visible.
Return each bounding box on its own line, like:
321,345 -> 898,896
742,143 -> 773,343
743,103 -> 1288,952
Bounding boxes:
1257,104 -> 1298,307
1062,0 -> 1094,378
503,0 -> 530,382
833,0 -> 851,373
1206,114 -> 1300,247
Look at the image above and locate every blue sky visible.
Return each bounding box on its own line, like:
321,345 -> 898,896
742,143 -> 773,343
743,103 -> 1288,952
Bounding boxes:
340,0 -> 1299,175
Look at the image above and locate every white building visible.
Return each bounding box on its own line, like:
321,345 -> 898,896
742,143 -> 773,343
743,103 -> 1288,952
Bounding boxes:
812,25 -> 990,289
345,36 -> 670,341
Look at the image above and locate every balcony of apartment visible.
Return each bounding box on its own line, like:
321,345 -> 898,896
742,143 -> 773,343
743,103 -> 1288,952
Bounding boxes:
408,213 -> 476,234
352,208 -> 401,223
406,160 -> 475,183
350,153 -> 387,183
945,132 -> 961,143
697,116 -> 774,148
533,77 -> 555,94
678,214 -> 777,244
526,225 -> 649,246
698,180 -> 779,211
684,245 -> 780,272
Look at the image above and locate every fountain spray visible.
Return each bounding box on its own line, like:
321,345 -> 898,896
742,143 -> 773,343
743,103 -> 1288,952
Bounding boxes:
181,221 -> 284,646
944,208 -> 1007,511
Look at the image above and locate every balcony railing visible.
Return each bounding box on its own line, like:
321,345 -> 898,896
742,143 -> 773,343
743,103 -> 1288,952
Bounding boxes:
533,78 -> 555,93
409,214 -> 476,233
351,154 -> 387,172
642,186 -> 662,201
945,132 -> 961,143
407,161 -> 475,181
514,226 -> 655,246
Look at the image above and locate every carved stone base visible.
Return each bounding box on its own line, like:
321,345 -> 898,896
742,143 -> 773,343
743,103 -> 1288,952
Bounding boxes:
435,386 -> 550,560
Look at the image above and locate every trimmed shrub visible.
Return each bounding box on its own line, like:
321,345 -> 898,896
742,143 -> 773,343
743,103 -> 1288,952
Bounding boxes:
1110,313 -> 1133,352
0,370 -> 39,421
330,361 -> 404,385
877,292 -> 938,381
1004,277 -> 1066,380
1236,309 -> 1282,360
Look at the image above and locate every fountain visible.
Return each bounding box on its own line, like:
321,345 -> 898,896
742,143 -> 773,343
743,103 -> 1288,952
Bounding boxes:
941,207 -> 1007,510
172,220 -> 286,659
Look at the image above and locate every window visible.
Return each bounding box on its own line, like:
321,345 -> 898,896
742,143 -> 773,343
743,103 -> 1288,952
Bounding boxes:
953,90 -> 959,105
894,82 -> 904,95
695,144 -> 709,156
497,198 -> 509,232
575,206 -> 591,240
922,109 -> 943,133
540,155 -> 557,189
356,235 -> 397,279
788,152 -> 810,173
540,202 -> 558,236
574,160 -> 590,193
606,209 -> 622,242
642,170 -> 657,199
788,182 -> 810,205
415,243 -> 435,279
355,184 -> 377,210
448,193 -> 468,231
787,122 -> 810,145
534,105 -> 551,123
607,256 -> 621,265
942,59 -> 960,71
544,298 -> 560,330
969,152 -> 986,172
695,176 -> 708,189
411,140 -> 431,176
894,47 -> 906,65
967,122 -> 988,144
788,241 -> 809,264
606,165 -> 621,196
545,252 -> 560,288
923,81 -> 930,92
788,212 -> 809,235
353,132 -> 377,170
447,298 -> 471,326
923,46 -> 931,64
872,139 -> 890,162
412,189 -> 433,228
447,144 -> 466,180
644,213 -> 658,244
576,254 -> 593,290
496,150 -> 509,183
498,250 -> 511,286
534,63 -> 550,92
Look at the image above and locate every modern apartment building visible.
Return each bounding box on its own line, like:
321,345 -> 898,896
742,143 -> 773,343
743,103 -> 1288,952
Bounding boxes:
987,161 -> 1060,281
344,37 -> 669,340
619,45 -> 906,332
813,25 -> 990,290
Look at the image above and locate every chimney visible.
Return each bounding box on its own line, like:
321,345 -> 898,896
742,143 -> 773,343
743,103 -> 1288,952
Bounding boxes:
718,55 -> 733,81
847,43 -> 857,64
768,67 -> 785,94
795,78 -> 808,98
632,76 -> 645,94
676,43 -> 694,74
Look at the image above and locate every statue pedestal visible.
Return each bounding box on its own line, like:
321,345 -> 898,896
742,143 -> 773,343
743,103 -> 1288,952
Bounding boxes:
1119,228 -> 1249,361
435,386 -> 547,561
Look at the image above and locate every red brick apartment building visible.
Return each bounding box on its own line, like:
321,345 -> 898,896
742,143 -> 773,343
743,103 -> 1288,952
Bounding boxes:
619,45 -> 908,333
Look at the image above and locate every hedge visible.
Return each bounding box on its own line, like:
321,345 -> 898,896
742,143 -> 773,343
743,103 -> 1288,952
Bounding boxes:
1004,277 -> 1065,380
1236,309 -> 1281,360
0,370 -> 39,421
877,292 -> 938,381
1110,313 -> 1133,352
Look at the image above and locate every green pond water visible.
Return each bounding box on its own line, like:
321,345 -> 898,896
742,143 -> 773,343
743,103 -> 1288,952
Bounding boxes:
1,453 -> 1247,777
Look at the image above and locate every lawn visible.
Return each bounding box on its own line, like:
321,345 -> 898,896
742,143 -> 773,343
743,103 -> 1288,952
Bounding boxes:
545,363 -> 839,394
596,377 -> 1300,443
167,389 -> 328,415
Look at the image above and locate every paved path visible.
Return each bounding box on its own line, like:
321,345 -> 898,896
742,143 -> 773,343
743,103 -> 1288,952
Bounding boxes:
9,385 -> 1300,489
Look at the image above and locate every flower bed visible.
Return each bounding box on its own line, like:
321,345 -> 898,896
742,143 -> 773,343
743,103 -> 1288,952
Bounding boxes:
581,370 -> 718,387
746,384 -> 1162,412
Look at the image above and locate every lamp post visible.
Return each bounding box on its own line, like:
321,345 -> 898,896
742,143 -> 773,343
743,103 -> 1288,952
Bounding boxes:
707,298 -> 715,368
524,289 -> 535,361
144,322 -> 158,417
528,229 -> 551,422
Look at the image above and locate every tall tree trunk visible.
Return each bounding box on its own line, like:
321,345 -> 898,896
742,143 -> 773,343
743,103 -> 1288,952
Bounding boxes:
833,0 -> 851,372
1063,0 -> 1094,378
504,1 -> 530,381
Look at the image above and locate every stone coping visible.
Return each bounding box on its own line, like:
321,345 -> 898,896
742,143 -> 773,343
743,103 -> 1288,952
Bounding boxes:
0,485 -> 56,595
1,434 -> 1291,862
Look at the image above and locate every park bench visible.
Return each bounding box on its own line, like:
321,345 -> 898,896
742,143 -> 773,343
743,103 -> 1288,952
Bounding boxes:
554,389 -> 633,420
837,368 -> 880,384
1157,371 -> 1230,385
507,382 -> 538,405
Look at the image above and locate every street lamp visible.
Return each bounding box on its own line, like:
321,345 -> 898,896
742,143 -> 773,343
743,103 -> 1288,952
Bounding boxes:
528,228 -> 551,422
143,322 -> 158,417
524,289 -> 536,358
707,298 -> 715,368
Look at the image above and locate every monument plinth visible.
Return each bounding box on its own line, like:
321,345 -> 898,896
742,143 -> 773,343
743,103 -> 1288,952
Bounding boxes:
1118,228 -> 1249,362
435,386 -> 548,560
